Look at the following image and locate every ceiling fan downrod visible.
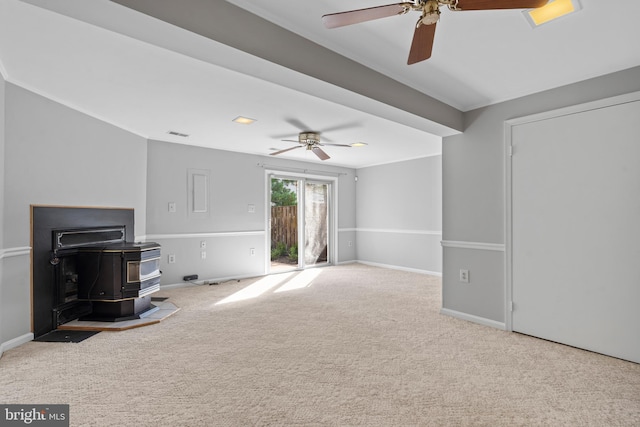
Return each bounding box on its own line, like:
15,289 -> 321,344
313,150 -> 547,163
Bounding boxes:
417,0 -> 441,27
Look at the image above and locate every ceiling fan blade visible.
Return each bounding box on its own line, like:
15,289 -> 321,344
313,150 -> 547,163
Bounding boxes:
285,118 -> 313,132
320,122 -> 361,133
270,146 -> 303,156
407,22 -> 436,65
270,118 -> 314,139
322,143 -> 352,148
454,0 -> 549,10
281,139 -> 301,143
322,3 -> 413,29
312,147 -> 330,160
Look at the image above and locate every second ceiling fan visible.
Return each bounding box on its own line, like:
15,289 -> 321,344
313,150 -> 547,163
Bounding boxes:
322,0 -> 549,64
271,131 -> 352,161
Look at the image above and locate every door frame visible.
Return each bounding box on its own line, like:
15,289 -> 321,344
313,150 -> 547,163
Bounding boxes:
264,169 -> 338,274
503,90 -> 640,332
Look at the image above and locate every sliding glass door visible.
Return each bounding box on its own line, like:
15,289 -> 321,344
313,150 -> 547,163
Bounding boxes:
269,175 -> 332,273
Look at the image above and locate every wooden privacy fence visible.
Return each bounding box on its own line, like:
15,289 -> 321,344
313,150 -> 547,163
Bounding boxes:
271,205 -> 297,248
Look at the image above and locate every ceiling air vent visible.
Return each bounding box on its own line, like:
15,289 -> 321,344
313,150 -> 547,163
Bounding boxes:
167,130 -> 189,137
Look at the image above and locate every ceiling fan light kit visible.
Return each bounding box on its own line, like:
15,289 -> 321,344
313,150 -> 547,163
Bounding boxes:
525,0 -> 581,27
322,0 -> 550,64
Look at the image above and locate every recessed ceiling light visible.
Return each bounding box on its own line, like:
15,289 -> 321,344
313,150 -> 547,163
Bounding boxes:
525,0 -> 581,27
232,116 -> 257,125
350,142 -> 368,147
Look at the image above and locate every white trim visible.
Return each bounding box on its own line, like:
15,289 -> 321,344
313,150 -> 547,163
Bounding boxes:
257,163 -> 346,177
161,272 -> 269,289
440,308 -> 506,330
0,333 -> 34,358
336,260 -> 358,266
504,118 -> 514,331
503,90 -> 640,333
505,90 -> 640,127
357,228 -> 442,236
356,260 -> 442,277
440,240 -> 505,251
0,247 -> 31,260
162,261 -> 440,289
338,228 -> 357,233
146,231 -> 264,240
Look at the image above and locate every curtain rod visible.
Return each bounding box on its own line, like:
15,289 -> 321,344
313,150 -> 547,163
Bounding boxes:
256,162 -> 348,177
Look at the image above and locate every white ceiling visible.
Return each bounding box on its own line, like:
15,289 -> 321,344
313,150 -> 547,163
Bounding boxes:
1,0 -> 639,168
229,0 -> 640,111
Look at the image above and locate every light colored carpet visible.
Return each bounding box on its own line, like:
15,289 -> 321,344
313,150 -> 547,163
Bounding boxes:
1,264 -> 638,426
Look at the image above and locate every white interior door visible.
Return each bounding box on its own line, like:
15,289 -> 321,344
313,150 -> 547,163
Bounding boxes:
510,98 -> 640,363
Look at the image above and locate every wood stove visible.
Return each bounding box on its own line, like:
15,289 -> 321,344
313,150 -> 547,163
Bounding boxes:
52,226 -> 161,323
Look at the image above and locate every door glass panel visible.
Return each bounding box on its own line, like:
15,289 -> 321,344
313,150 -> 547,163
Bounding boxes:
270,178 -> 299,272
304,182 -> 329,265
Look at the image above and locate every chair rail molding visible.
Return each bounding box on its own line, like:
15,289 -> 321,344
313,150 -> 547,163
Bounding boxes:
358,228 -> 442,236
440,240 -> 505,251
145,231 -> 265,240
0,246 -> 31,260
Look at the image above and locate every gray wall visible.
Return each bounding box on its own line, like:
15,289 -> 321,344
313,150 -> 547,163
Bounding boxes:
4,84 -> 148,246
442,66 -> 640,325
0,73 -> 5,351
1,83 -> 148,351
146,140 -> 357,285
355,156 -> 442,274
0,82 -> 359,351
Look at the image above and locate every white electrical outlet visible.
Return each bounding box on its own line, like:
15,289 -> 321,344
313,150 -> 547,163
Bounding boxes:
168,254 -> 176,264
250,248 -> 256,256
459,269 -> 470,283
248,204 -> 255,213
168,202 -> 176,213
348,241 -> 353,247
201,251 -> 206,260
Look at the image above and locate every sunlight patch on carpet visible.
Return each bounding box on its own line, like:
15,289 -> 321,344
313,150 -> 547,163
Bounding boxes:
274,268 -> 321,293
215,272 -> 294,305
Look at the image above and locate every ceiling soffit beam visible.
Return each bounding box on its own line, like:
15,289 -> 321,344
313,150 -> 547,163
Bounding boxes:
110,0 -> 463,133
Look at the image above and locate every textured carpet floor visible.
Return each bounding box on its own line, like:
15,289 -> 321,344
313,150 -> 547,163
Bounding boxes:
1,264 -> 639,426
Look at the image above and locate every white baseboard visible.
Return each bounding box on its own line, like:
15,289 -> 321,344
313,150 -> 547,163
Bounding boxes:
0,332 -> 34,358
160,272 -> 265,289
336,260 -> 358,266
356,260 -> 442,277
440,308 -> 506,330
161,261 -> 440,289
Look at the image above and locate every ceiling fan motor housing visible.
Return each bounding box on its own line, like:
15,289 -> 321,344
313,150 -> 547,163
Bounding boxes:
299,132 -> 321,145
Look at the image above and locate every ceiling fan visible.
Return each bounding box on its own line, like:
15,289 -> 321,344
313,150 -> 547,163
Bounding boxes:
322,0 -> 549,64
271,131 -> 352,160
